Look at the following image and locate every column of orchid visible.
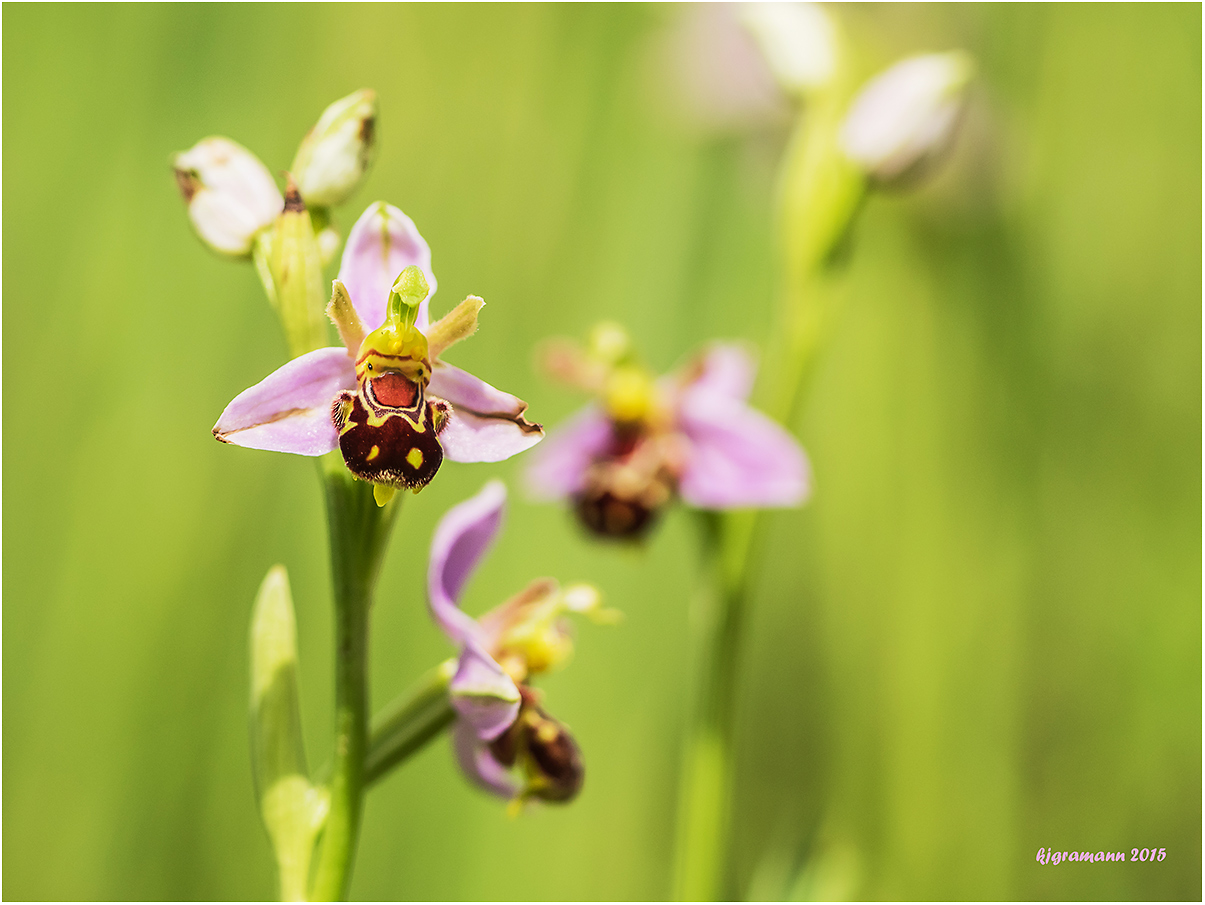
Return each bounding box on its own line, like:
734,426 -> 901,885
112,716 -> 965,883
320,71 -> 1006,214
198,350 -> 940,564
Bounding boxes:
174,92 -> 610,901
527,4 -> 973,900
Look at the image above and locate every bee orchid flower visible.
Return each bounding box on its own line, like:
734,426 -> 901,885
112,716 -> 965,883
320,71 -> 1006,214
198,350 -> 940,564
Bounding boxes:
527,326 -> 810,537
427,480 -> 614,804
213,203 -> 543,503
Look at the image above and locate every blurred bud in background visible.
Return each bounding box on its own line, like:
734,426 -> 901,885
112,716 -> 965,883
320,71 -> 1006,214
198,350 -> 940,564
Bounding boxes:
291,89 -> 378,208
654,3 -> 787,134
654,2 -> 839,135
316,225 -> 341,267
840,51 -> 974,186
740,2 -> 838,98
173,137 -> 283,256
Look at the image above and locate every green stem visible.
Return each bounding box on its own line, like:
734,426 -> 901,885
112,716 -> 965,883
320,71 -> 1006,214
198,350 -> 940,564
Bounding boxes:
672,86 -> 867,903
308,458 -> 400,902
673,298 -> 838,900
671,511 -> 757,901
765,100 -> 866,427
364,660 -> 457,786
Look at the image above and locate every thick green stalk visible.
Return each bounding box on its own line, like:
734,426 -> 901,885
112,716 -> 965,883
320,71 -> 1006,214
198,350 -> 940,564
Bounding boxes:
672,86 -> 867,903
309,457 -> 400,901
671,332 -> 834,901
765,97 -> 865,427
672,512 -> 757,901
364,660 -> 457,786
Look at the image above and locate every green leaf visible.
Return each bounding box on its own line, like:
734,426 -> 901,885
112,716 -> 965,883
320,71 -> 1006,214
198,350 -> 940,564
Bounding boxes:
250,565 -> 326,901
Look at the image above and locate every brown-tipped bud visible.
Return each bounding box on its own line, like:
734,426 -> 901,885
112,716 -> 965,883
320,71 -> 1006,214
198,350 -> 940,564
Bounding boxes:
282,175 -> 306,213
173,137 -> 283,256
291,89 -> 378,208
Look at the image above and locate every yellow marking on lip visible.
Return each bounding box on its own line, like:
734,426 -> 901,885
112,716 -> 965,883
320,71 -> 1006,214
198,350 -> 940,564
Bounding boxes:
366,445 -> 380,462
365,409 -> 426,431
406,448 -> 424,469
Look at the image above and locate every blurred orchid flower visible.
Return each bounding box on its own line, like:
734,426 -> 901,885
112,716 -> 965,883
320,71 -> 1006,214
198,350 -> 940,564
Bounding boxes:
841,51 -> 974,185
173,89 -> 377,259
428,480 -> 614,803
527,325 -> 810,539
213,203 -> 543,504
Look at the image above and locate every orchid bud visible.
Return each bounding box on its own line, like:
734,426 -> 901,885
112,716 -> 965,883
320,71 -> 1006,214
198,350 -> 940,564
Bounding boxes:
840,51 -> 973,185
291,89 -> 378,208
173,137 -> 283,256
741,2 -> 838,96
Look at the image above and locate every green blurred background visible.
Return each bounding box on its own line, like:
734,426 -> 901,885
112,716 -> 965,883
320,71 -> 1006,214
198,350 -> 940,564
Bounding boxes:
4,3 -> 1199,900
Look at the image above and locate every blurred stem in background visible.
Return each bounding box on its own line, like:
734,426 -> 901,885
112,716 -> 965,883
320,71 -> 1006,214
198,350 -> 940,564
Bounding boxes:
671,21 -> 972,897
671,96 -> 863,900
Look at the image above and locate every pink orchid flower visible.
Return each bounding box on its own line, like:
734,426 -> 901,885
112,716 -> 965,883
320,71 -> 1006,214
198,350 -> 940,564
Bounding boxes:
527,327 -> 810,537
428,480 -> 614,803
213,202 -> 543,498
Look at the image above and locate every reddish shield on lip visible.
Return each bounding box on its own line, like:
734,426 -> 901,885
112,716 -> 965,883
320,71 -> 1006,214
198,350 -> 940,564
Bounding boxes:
370,372 -> 418,407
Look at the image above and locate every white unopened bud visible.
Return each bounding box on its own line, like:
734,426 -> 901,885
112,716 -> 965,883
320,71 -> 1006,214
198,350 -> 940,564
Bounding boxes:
291,89 -> 377,208
840,51 -> 973,184
173,137 -> 283,256
741,2 -> 837,95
